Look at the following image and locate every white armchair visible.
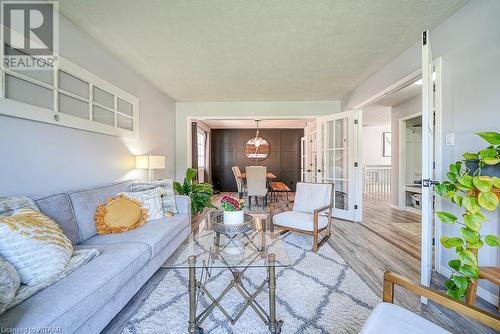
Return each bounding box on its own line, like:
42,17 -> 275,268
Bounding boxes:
270,182 -> 334,252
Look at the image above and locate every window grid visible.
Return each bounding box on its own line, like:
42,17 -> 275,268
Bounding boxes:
0,55 -> 138,137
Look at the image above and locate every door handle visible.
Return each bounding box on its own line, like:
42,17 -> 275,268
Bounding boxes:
317,169 -> 322,173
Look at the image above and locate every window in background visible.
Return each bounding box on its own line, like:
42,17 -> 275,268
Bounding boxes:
197,129 -> 206,182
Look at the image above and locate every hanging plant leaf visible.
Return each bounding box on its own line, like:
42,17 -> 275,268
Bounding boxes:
463,152 -> 479,160
478,191 -> 499,211
466,239 -> 483,249
460,227 -> 480,243
485,234 -> 500,247
458,175 -> 474,189
436,212 -> 457,224
449,163 -> 460,175
463,213 -> 483,231
478,148 -> 497,159
453,194 -> 464,206
459,265 -> 479,279
462,196 -> 481,214
447,172 -> 457,183
459,249 -> 478,267
434,183 -> 448,196
448,259 -> 461,271
451,275 -> 468,294
477,132 -> 500,145
484,158 -> 500,165
473,176 -> 493,193
441,237 -> 463,248
492,176 -> 500,188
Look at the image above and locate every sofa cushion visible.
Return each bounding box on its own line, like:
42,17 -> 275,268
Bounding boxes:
0,242 -> 150,333
359,302 -> 450,334
293,182 -> 332,214
68,180 -> 135,243
82,214 -> 190,258
273,210 -> 329,231
34,193 -> 79,245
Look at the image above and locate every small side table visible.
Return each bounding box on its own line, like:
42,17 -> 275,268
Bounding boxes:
270,182 -> 291,202
466,266 -> 500,312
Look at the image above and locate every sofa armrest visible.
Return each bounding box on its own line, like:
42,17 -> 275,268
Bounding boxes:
175,195 -> 191,215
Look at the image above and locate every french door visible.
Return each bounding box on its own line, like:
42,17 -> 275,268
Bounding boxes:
317,110 -> 361,221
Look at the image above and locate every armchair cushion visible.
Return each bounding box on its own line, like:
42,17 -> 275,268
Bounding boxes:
293,182 -> 332,214
273,211 -> 329,232
360,302 -> 450,334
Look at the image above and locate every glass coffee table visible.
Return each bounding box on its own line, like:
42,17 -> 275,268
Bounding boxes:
164,210 -> 290,333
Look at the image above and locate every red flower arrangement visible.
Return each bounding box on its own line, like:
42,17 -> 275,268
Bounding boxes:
221,195 -> 245,212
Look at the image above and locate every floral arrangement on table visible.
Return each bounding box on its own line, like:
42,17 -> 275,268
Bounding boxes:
221,195 -> 245,225
221,195 -> 245,212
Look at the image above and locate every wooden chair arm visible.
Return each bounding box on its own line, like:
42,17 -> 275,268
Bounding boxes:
314,204 -> 332,214
383,271 -> 500,331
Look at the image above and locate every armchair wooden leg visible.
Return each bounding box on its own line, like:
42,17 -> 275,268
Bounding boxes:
313,211 -> 319,253
466,279 -> 479,306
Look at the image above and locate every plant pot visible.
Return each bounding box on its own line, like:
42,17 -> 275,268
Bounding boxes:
223,210 -> 244,225
465,160 -> 500,178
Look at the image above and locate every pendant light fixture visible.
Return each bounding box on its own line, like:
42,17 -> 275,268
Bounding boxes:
253,120 -> 263,148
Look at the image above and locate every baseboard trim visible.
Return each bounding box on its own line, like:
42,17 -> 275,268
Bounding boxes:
390,204 -> 401,210
438,265 -> 498,306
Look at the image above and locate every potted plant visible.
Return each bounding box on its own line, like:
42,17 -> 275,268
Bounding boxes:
221,195 -> 245,225
435,131 -> 499,299
174,168 -> 215,215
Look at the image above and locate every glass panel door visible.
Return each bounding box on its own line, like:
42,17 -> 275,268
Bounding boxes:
317,111 -> 359,221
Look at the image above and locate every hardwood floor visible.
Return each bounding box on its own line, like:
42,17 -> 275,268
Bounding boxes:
104,192 -> 498,334
361,192 -> 421,259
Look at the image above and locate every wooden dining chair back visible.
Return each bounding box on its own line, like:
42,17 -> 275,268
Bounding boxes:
231,166 -> 246,199
246,166 -> 268,208
270,182 -> 334,252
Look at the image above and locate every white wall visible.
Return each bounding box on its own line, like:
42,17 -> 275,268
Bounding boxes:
175,100 -> 341,180
362,126 -> 391,166
390,94 -> 422,206
345,0 -> 500,302
0,15 -> 176,196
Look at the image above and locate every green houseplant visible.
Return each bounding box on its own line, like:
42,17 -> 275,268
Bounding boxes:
174,168 -> 215,215
435,131 -> 500,299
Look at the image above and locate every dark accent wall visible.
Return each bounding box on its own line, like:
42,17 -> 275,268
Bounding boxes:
211,129 -> 304,191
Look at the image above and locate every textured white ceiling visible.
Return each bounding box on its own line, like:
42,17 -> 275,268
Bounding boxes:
59,0 -> 466,101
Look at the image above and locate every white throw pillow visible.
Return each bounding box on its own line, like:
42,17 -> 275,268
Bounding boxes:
0,256 -> 21,314
120,187 -> 165,221
0,208 -> 73,285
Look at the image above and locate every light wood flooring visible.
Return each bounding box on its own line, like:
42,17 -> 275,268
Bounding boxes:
103,192 -> 498,334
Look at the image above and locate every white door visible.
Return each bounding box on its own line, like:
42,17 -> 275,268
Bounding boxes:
300,136 -> 306,182
309,130 -> 318,182
420,30 -> 434,290
317,110 -> 361,221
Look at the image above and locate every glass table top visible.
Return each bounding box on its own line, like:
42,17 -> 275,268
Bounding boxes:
164,210 -> 290,269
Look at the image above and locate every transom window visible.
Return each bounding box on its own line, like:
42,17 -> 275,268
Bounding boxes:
0,50 -> 139,138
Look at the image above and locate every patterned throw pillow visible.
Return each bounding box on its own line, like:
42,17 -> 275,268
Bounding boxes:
129,179 -> 178,214
120,187 -> 165,221
0,196 -> 39,217
0,256 -> 21,315
95,195 -> 149,234
0,208 -> 73,285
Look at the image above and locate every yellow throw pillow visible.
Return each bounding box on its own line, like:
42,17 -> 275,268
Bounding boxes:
95,195 -> 148,234
0,208 -> 73,285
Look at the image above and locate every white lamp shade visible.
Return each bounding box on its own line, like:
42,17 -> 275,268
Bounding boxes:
136,155 -> 165,170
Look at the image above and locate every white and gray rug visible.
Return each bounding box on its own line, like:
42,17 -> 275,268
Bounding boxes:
122,233 -> 379,334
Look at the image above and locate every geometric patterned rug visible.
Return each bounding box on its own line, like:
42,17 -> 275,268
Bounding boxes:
122,233 -> 379,334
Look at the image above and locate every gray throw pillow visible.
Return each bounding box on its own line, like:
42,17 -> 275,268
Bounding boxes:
0,196 -> 39,216
129,179 -> 178,214
0,256 -> 21,315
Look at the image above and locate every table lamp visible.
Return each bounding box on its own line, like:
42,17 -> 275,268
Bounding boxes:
136,154 -> 165,182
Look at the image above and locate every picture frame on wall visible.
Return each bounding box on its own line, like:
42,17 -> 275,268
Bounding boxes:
382,132 -> 391,157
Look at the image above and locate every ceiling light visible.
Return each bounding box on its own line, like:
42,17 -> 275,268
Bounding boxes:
253,120 -> 263,148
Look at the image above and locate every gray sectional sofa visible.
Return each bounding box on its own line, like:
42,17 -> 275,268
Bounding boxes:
0,180 -> 192,334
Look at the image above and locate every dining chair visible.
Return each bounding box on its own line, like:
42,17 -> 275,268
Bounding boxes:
270,182 -> 334,252
245,166 -> 268,209
231,166 -> 246,199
